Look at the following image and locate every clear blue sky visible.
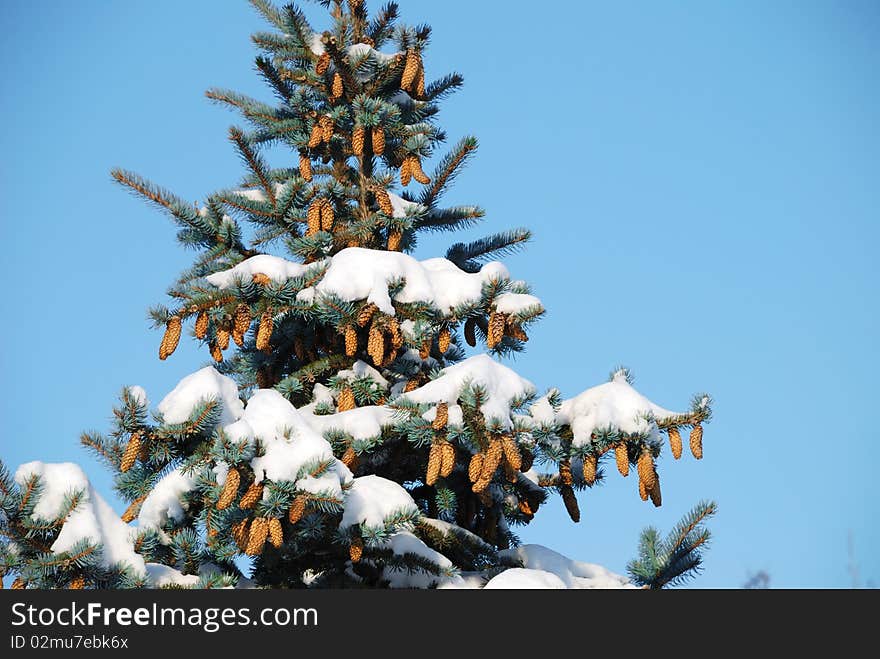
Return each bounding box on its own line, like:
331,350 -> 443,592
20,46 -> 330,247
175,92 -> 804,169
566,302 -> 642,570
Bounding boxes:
1,0 -> 877,588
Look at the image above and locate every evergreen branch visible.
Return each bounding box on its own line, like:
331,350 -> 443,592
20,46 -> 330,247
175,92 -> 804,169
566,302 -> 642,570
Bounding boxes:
423,73 -> 464,103
420,137 -> 478,208
414,206 -> 484,232
248,0 -> 286,30
446,229 -> 532,272
368,2 -> 399,47
229,127 -> 276,206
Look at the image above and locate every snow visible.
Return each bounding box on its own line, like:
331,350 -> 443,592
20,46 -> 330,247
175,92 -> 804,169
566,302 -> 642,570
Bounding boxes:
137,468 -> 198,535
309,33 -> 325,56
484,568 -> 566,589
551,371 -> 681,446
206,254 -> 310,289
335,360 -> 389,388
297,248 -> 512,317
388,193 -> 426,219
339,475 -> 418,531
379,531 -> 456,588
399,354 -> 536,428
346,43 -> 400,82
15,462 -> 145,575
128,385 -> 149,407
498,545 -> 635,589
529,392 -> 558,426
157,367 -> 244,427
145,563 -> 201,588
304,406 -> 398,442
229,183 -> 287,203
494,292 -> 543,316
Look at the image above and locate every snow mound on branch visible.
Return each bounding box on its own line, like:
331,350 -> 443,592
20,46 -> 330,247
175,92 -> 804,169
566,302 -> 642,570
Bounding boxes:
206,255 -> 309,289
543,371 -> 680,447
494,292 -> 543,315
484,568 -> 566,589
399,354 -> 536,428
128,385 -> 149,407
379,531 -> 459,589
157,367 -> 243,427
297,247 -> 511,316
228,183 -> 288,204
14,462 -> 145,575
145,563 -> 201,588
388,193 -> 425,219
498,545 -> 635,589
137,468 -> 198,535
233,390 -> 352,498
335,360 -> 389,388
340,475 -> 418,530
347,43 -> 400,82
304,406 -> 398,441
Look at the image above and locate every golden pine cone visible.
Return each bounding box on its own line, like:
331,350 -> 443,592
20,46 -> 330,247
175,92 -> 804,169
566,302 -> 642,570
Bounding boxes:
387,318 -> 404,350
299,154 -> 313,182
418,338 -> 431,360
438,327 -> 451,354
400,156 -> 413,186
245,517 -> 269,556
638,477 -> 649,502
195,311 -> 209,340
649,473 -> 662,508
121,495 -> 146,523
216,326 -> 230,351
559,459 -> 573,486
68,575 -> 85,590
411,156 -> 431,185
217,467 -> 240,510
210,341 -> 224,363
404,378 -> 421,393
344,325 -> 358,356
426,442 -> 442,486
690,425 -> 704,460
487,311 -> 506,349
306,199 -> 322,236
464,317 -> 477,347
11,577 -> 25,590
367,322 -> 385,366
252,272 -> 271,287
256,310 -> 273,353
432,402 -> 448,430
614,442 -> 630,477
316,52 -> 331,76
582,454 -> 598,485
376,188 -> 393,215
472,477 -> 491,494
440,442 -> 455,478
338,387 -> 356,412
561,485 -> 580,522
288,495 -> 308,524
637,448 -> 657,492
268,517 -> 283,548
319,115 -> 334,142
239,481 -> 264,510
159,316 -> 182,361
372,126 -> 385,155
357,303 -> 378,327
481,437 -> 503,481
503,461 -> 518,483
331,72 -> 344,100
350,535 -> 364,563
308,122 -> 323,148
519,499 -> 534,516
233,304 -> 251,347
387,230 -> 402,252
415,63 -> 426,99
352,125 -> 365,156
320,199 -> 335,231
669,427 -> 683,460
120,432 -> 141,473
401,50 -> 420,90
501,435 -> 522,472
232,518 -> 250,552
506,320 -> 529,342
468,453 -> 484,483
341,446 -> 359,471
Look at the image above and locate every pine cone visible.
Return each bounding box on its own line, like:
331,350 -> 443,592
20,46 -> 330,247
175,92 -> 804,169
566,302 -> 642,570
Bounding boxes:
316,52 -> 331,76
268,517 -> 283,548
216,326 -> 230,351
217,467 -> 240,510
415,63 -> 426,99
357,303 -> 378,327
11,578 -> 25,590
506,320 -> 529,342
521,448 -> 534,472
68,575 -> 85,590
344,325 -> 358,356
349,536 -> 364,563
468,453 -> 484,483
438,327 -> 451,354
432,402 -> 448,430
411,156 -> 431,185
352,125 -> 365,156
245,517 -> 269,556
501,435 -> 522,471
440,442 -> 455,478
387,230 -> 402,252
320,198 -> 335,231
559,459 -> 573,486
256,310 -> 273,353
487,311 -> 506,349
426,442 -> 442,486
418,338 -> 431,360
481,437 -> 503,481
669,427 -> 683,460
400,155 -> 413,186
387,318 -> 404,350
252,272 -> 271,287
233,304 -> 251,347
195,311 -> 209,340
638,478 -> 649,502
341,446 -> 359,470
472,477 -> 492,494
239,482 -> 264,510
121,495 -> 145,523
401,50 -> 420,90
299,154 -> 313,182
307,198 -> 322,236
690,425 -> 704,460
232,518 -> 250,552
210,341 -> 224,363
614,442 -> 629,477
288,495 -> 308,524
404,378 -> 421,393
338,386 -> 356,412
308,123 -> 323,148
120,432 -> 141,473
464,317 -> 477,347
372,126 -> 385,155
649,474 -> 662,508
159,316 -> 182,361
376,188 -> 394,215
561,485 -> 580,522
367,322 -> 385,366
331,72 -> 344,100
519,499 -> 534,517
582,454 -> 598,485
637,448 -> 657,493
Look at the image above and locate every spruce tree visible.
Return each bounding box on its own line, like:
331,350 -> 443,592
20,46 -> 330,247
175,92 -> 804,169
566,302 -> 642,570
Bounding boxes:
0,0 -> 714,590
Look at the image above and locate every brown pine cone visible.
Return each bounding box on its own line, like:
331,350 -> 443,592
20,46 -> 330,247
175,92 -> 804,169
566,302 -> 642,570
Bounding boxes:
288,495 -> 308,524
614,442 -> 630,477
308,123 -> 323,148
337,387 -> 356,412
561,485 -> 580,522
320,199 -> 335,231
232,518 -> 250,552
438,327 -> 451,354
487,311 -> 506,349
464,317 -> 477,347
400,156 -> 413,186
387,230 -> 402,252
468,453 -> 484,483
120,432 -> 141,473
559,459 -> 573,486
349,535 -> 364,563
411,156 -> 430,185
217,467 -> 240,510
481,437 -> 503,481
582,454 -> 598,485
690,425 -> 704,460
233,304 -> 251,347
159,316 -> 182,361
401,50 -> 420,90
376,188 -> 394,216
352,125 -> 365,156
649,473 -> 662,508
316,52 -> 331,76
245,517 -> 269,556
367,322 -> 385,366
210,341 -> 224,363
425,442 -> 441,486
357,303 -> 378,327
372,126 -> 385,155
344,325 -> 358,356
195,311 -> 209,340
331,72 -> 344,100
432,402 -> 448,430
440,442 -> 455,478
216,326 -> 230,351
637,448 -> 657,493
239,482 -> 264,510
299,154 -> 313,181
501,435 -> 522,471
252,272 -> 271,287
669,427 -> 683,460
341,446 -> 359,471
268,517 -> 283,548
256,310 -> 273,353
